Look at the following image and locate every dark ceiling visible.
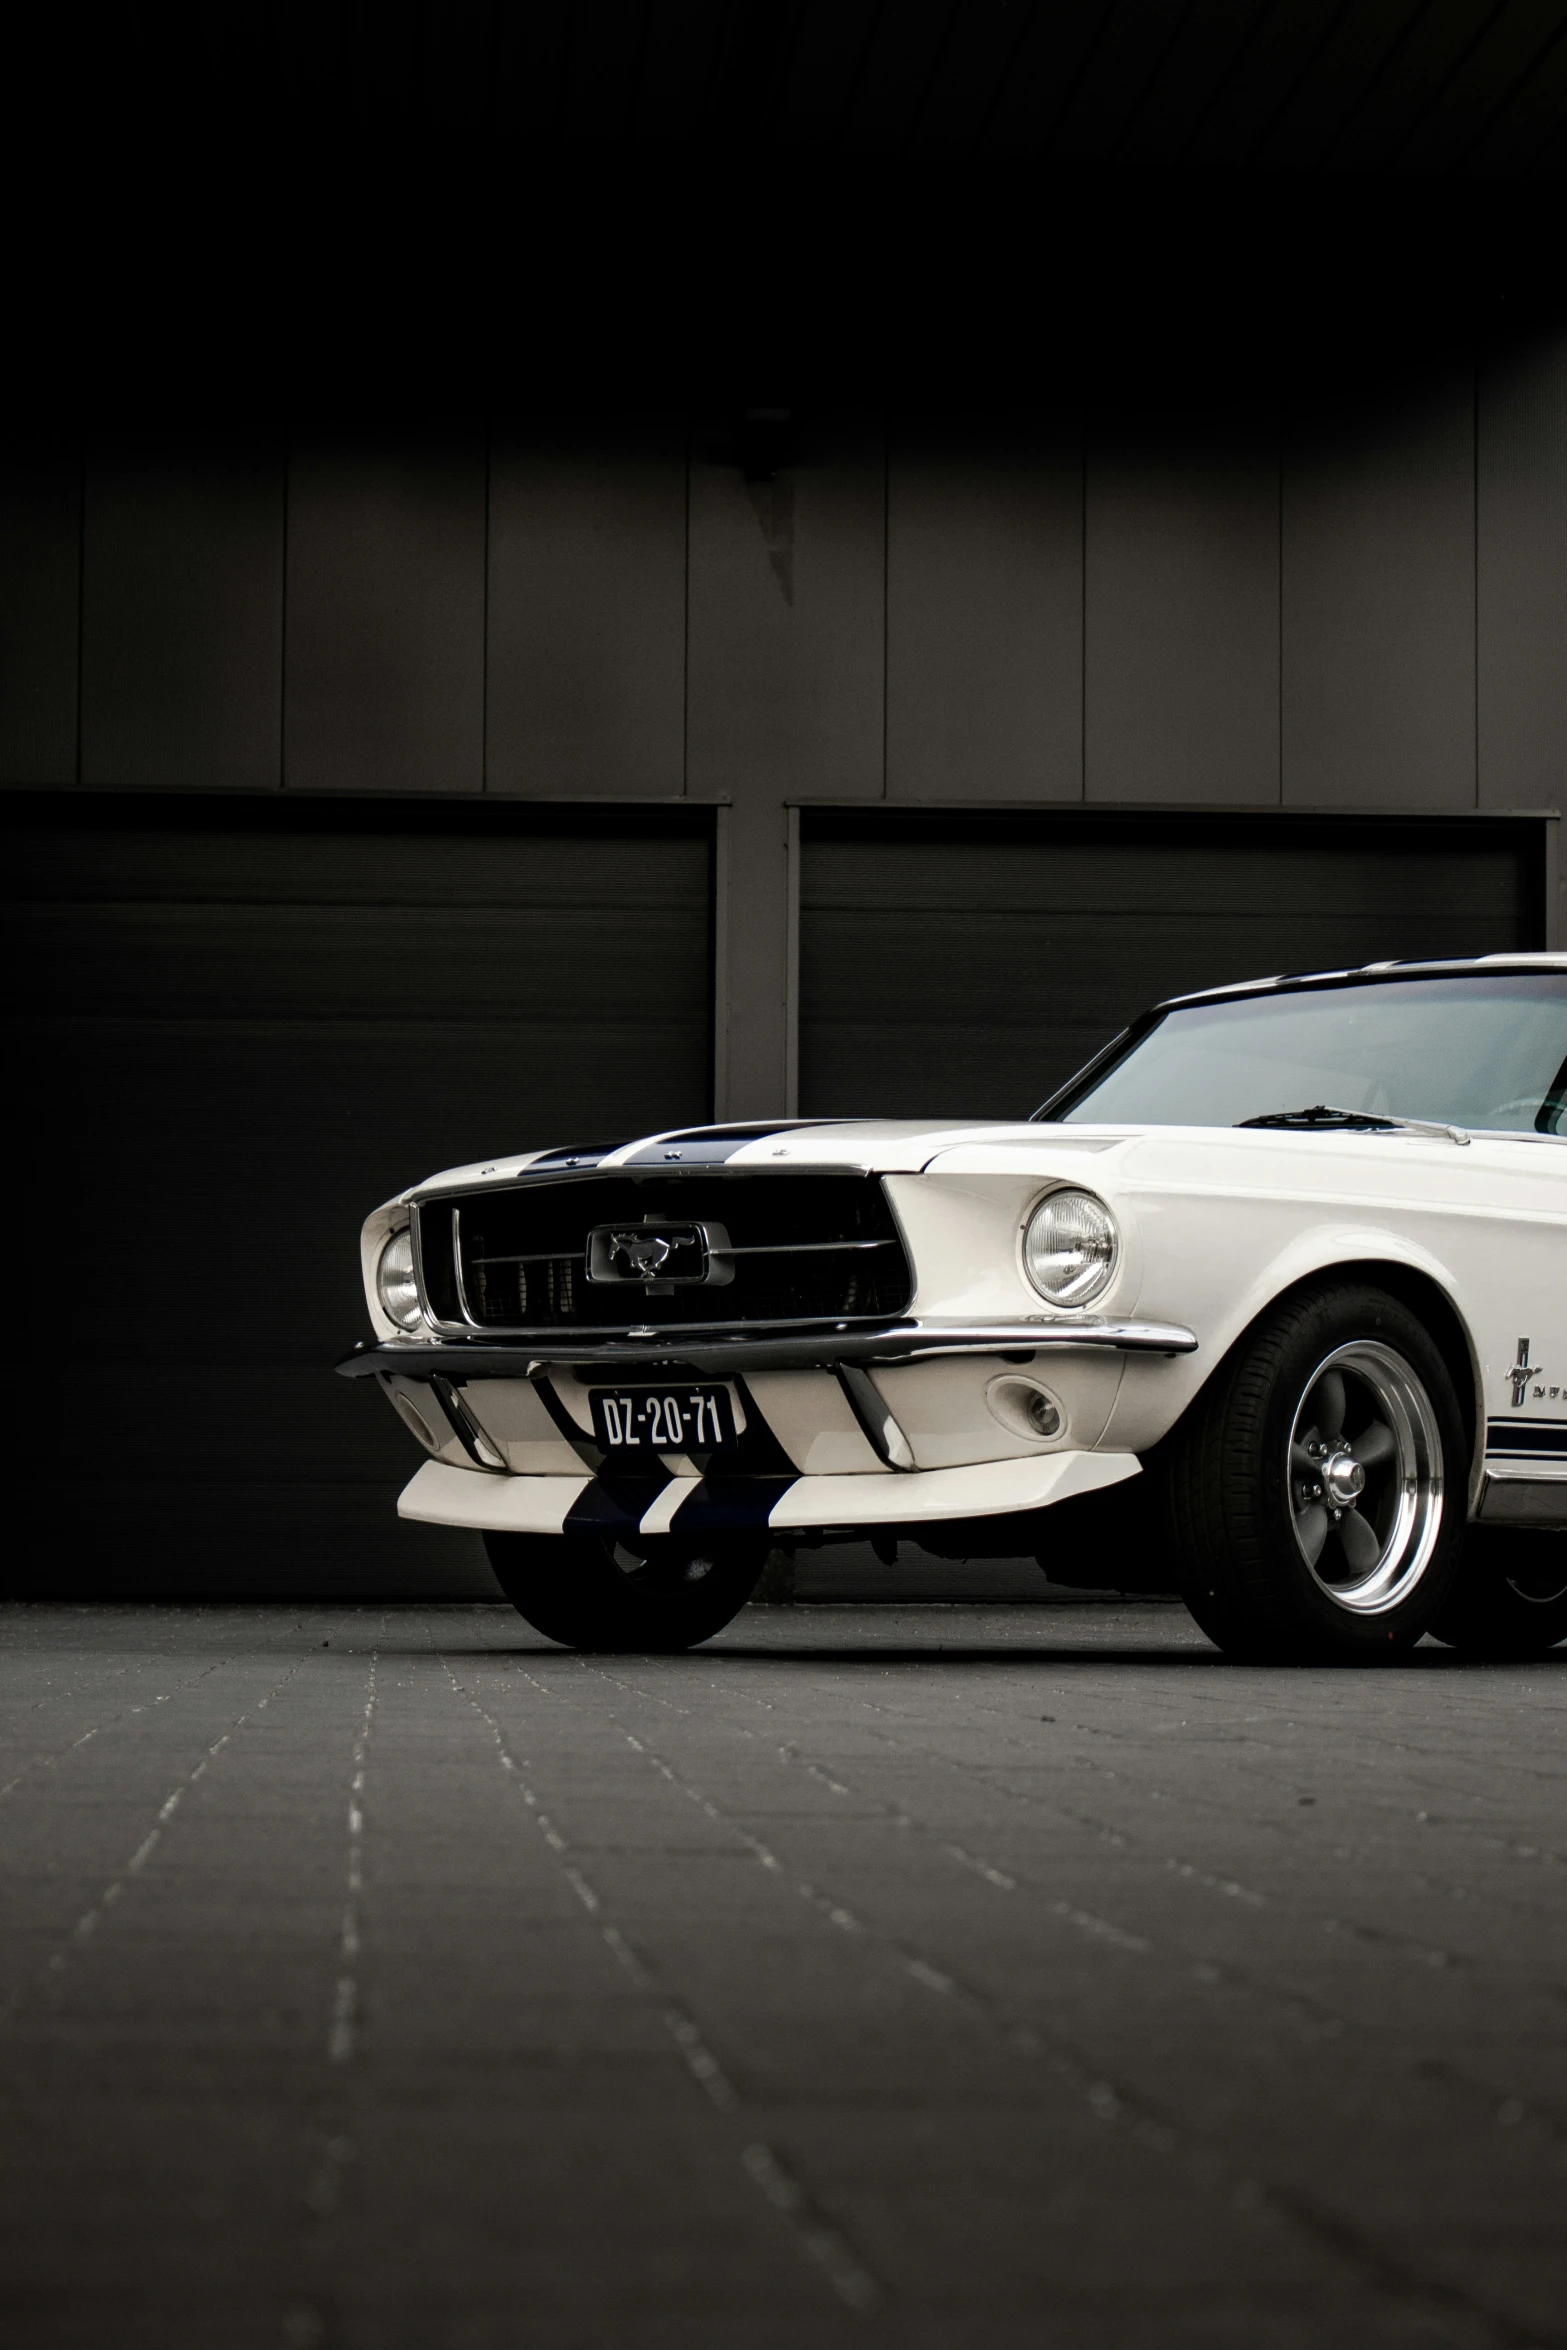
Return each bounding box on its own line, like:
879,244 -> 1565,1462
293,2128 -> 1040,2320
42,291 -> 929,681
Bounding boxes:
10,1 -> 1564,415
177,0 -> 1567,177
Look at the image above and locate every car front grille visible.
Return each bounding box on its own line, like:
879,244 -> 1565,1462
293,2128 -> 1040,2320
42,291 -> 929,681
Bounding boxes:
416,1172 -> 913,1334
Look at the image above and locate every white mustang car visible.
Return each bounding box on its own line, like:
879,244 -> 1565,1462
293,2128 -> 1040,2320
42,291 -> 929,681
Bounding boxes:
339,956 -> 1567,1662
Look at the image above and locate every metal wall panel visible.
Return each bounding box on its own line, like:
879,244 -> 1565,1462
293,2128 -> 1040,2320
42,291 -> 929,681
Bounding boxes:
1,794 -> 714,1594
1282,368 -> 1476,810
1086,411 -> 1280,805
487,421 -> 686,796
284,440 -> 485,794
687,416 -> 885,802
1478,331 -> 1567,821
688,414 -> 885,1117
0,442 -> 79,786
886,418 -> 1082,801
81,439 -> 284,791
799,810 -> 1541,1120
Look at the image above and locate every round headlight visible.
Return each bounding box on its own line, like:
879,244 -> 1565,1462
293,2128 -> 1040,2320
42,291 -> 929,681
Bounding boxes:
376,1228 -> 423,1331
1022,1189 -> 1118,1308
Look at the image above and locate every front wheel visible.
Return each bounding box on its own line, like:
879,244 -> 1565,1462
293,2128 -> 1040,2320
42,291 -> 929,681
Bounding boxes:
1165,1282 -> 1466,1662
484,1530 -> 767,1652
1430,1529 -> 1567,1657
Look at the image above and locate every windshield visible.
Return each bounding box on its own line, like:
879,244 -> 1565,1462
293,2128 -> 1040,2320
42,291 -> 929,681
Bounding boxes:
1056,974 -> 1567,1133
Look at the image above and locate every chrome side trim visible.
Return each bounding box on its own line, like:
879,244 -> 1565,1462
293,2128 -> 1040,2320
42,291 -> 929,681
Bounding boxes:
451,1207 -> 483,1330
836,1363 -> 916,1470
338,1318 -> 1198,1381
429,1375 -> 507,1471
728,1237 -> 899,1255
408,1204 -> 434,1324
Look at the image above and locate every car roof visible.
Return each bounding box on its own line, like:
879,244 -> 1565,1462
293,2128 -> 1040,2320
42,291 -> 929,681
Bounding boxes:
1158,952 -> 1567,1011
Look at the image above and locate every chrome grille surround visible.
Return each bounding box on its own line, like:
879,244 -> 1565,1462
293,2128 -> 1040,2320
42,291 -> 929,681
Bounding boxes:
412,1170 -> 914,1340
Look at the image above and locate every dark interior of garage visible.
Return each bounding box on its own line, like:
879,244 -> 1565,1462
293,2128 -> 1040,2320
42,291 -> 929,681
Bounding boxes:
3,5 -> 1567,2344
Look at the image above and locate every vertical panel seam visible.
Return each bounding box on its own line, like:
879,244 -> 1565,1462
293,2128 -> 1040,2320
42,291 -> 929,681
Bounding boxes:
481,416 -> 491,795
74,434 -> 85,790
682,413 -> 691,799
1078,411 -> 1087,804
1276,408 -> 1284,807
784,806 -> 800,1117
279,428 -> 291,791
711,805 -> 728,1118
1472,346 -> 1480,811
881,411 -> 889,801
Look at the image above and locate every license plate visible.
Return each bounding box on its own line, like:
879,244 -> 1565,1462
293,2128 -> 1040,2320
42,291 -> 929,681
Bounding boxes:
589,1385 -> 736,1454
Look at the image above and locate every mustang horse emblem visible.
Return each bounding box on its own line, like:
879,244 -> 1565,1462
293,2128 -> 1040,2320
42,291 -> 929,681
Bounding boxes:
612,1230 -> 677,1278
1510,1338 -> 1542,1407
594,1226 -> 706,1283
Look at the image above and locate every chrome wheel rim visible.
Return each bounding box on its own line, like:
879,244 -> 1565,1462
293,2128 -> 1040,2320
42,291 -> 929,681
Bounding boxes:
1287,1341 -> 1444,1615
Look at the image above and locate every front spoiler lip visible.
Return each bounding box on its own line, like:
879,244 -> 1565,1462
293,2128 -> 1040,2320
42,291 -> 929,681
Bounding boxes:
337,1317 -> 1198,1380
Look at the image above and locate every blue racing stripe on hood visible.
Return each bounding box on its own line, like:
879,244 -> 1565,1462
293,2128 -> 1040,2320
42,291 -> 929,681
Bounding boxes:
523,1142 -> 621,1172
621,1122 -> 843,1168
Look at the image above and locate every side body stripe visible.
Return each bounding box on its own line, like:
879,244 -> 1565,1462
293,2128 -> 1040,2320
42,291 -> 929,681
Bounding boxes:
1486,1417 -> 1567,1465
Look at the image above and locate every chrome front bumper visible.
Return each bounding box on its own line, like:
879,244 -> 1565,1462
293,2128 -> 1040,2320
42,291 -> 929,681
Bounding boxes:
337,1317 -> 1197,1382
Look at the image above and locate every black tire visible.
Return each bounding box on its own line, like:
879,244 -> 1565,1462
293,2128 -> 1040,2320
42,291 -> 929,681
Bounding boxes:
484,1529 -> 767,1652
1165,1281 -> 1466,1663
1430,1528 -> 1567,1658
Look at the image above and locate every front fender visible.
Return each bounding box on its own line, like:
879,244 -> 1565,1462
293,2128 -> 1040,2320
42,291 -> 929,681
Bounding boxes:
1104,1218 -> 1484,1504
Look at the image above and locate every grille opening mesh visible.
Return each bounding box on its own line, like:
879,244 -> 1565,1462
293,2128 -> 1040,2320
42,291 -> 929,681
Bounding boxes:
421,1172 -> 912,1332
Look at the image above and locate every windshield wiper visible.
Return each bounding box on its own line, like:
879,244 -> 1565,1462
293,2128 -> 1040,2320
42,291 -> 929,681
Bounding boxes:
1236,1103 -> 1470,1146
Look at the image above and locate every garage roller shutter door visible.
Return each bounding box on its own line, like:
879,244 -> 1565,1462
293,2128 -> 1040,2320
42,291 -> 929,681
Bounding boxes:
3,795 -> 713,1595
799,811 -> 1548,1120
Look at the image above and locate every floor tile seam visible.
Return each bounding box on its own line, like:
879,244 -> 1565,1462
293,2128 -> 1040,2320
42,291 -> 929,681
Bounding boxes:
566,1657 -> 697,1720
844,1706 -> 1532,1911
762,1742 -> 1312,1934
502,1670 -> 1531,2000
1043,1695 -> 1543,1750
9,1663 -> 141,1718
850,1695 -> 1315,1825
594,1711 -> 1567,2204
279,1623 -> 402,2341
0,1655 -> 309,2035
325,1649 -> 378,2072
552,1654 -> 1278,1889
534,1713 -> 1546,2345
669,1721 -> 1172,1935
591,1703 -> 1474,1987
637,1771 -> 1565,2345
1340,1826 -> 1567,1911
593,1723 -> 1359,2031
432,1649 -> 886,2314
1309,1744 -> 1567,1782
564,1717 -> 1242,2017
350,1626 -> 1559,2284
1249,2177 -> 1564,2350
1303,1831 -> 1567,1897
913,1694 -> 1235,1748
0,1656 -> 249,1808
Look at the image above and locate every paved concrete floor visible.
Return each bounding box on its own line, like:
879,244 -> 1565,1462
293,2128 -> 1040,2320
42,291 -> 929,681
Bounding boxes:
1,1601 -> 1564,2350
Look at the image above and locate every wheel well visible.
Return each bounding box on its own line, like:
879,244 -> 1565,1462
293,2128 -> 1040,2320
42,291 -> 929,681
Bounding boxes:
1168,1260 -> 1480,1477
